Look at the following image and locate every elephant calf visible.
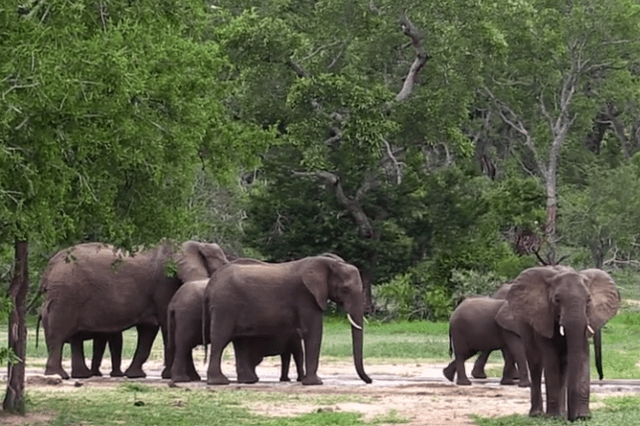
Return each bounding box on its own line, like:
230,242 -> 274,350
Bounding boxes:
443,297 -> 529,387
233,333 -> 304,383
167,279 -> 304,383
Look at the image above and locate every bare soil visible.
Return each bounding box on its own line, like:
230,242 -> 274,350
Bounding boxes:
1,358 -> 636,426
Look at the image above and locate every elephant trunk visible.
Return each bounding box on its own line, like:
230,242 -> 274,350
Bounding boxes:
565,321 -> 591,421
594,328 -> 603,380
347,302 -> 371,384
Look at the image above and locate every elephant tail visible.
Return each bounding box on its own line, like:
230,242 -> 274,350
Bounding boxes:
202,293 -> 208,365
448,328 -> 453,358
36,313 -> 41,349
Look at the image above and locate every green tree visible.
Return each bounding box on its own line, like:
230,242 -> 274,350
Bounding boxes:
0,0 -> 270,411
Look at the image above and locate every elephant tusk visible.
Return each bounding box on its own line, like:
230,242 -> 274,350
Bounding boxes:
363,316 -> 369,325
587,325 -> 595,335
347,314 -> 363,330
559,325 -> 565,336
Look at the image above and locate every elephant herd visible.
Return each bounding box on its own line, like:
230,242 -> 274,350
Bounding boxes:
39,241 -> 371,386
39,242 -> 620,421
443,265 -> 620,421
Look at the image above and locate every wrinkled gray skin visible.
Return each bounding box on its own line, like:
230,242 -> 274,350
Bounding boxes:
40,241 -> 228,380
508,266 -> 619,421
443,296 -> 529,387
205,256 -> 371,386
471,282 -> 518,381
233,332 -> 304,383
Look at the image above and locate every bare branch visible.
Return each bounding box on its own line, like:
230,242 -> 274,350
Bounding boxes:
287,58 -> 308,78
380,137 -> 403,184
395,11 -> 429,102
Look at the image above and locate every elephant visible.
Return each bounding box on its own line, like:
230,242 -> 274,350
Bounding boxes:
232,332 -> 304,383
470,282 -> 517,380
507,266 -> 619,421
443,296 -> 530,387
167,278 -> 304,383
204,255 -> 372,386
40,241 -> 229,379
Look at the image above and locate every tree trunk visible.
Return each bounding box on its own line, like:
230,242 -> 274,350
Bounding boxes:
3,239 -> 29,413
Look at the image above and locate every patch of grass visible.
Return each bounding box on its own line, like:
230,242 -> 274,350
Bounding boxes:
323,316 -> 450,360
474,395 -> 640,426
20,385 -> 377,426
370,409 -> 410,424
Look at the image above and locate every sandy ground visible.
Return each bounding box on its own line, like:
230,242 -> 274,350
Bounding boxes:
2,358 -> 640,426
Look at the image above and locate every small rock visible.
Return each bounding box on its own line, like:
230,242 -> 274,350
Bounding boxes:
134,400 -> 145,407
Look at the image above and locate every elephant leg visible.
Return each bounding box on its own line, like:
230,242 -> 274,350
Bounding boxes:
292,339 -> 305,381
279,352 -> 291,382
186,348 -> 201,382
70,337 -> 92,379
503,332 -> 529,388
108,333 -> 125,377
90,335 -> 107,377
442,361 -> 456,382
43,312 -> 70,379
453,351 -> 473,386
206,312 -> 233,385
160,325 -> 172,380
471,351 -> 490,379
125,324 -> 158,378
523,330 -> 544,416
233,339 -> 259,384
301,316 -> 323,385
499,349 -> 517,385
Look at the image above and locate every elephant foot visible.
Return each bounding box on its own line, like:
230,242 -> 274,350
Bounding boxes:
279,377 -> 291,382
90,370 -> 103,377
456,377 -> 472,386
71,369 -> 93,379
499,377 -> 517,386
302,374 -> 323,386
237,375 -> 259,384
110,370 -> 125,378
471,369 -> 487,379
207,375 -> 230,385
161,367 -> 171,380
124,367 -> 147,379
442,365 -> 456,382
517,379 -> 531,388
171,374 -> 194,383
45,366 -> 69,380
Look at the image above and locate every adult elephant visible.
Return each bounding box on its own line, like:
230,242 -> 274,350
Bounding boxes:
167,278 -> 304,383
204,255 -> 372,385
443,296 -> 529,387
233,333 -> 304,383
40,241 -> 228,379
507,266 -> 619,421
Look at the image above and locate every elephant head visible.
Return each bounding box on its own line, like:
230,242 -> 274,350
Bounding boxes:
507,266 -> 619,420
176,241 -> 229,283
300,256 -> 371,384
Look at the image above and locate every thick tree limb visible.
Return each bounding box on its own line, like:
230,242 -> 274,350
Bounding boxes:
396,11 -> 429,102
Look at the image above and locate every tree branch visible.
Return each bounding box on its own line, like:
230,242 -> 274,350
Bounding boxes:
395,10 -> 429,102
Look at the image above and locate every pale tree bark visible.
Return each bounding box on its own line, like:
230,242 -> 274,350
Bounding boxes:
3,239 -> 28,413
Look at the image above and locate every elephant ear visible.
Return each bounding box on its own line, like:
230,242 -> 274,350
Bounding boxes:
301,257 -> 329,311
507,266 -> 569,339
494,301 -> 520,336
580,269 -> 620,330
177,241 -> 228,283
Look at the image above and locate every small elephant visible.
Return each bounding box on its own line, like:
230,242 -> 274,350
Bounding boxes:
507,266 -> 619,420
68,331 -> 124,378
40,241 -> 228,379
443,296 -> 530,387
233,333 -> 304,383
470,282 -> 517,380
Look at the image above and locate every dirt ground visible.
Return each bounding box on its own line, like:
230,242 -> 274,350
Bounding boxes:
2,358 -> 639,426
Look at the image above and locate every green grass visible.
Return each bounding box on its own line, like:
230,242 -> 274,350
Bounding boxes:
2,383 -> 388,426
474,395 -> 640,426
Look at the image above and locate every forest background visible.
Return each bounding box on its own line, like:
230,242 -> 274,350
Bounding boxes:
2,0 -> 640,410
